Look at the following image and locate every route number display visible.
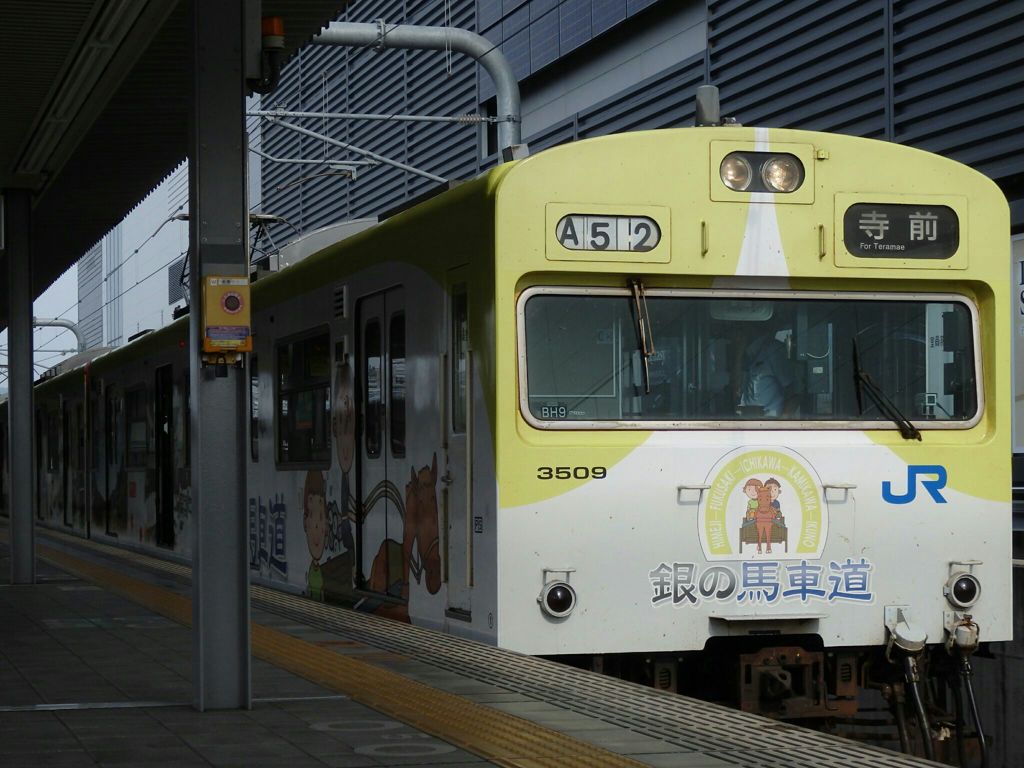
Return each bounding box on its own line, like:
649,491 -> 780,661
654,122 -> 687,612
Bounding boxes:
556,215 -> 661,252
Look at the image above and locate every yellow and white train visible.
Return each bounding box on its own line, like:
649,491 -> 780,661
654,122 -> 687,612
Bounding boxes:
2,118 -> 1012,758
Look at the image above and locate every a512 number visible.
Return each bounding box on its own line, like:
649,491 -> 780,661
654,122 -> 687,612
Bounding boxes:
555,215 -> 661,252
537,466 -> 607,480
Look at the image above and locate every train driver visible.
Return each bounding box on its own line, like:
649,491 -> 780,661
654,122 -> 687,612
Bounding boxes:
734,323 -> 796,418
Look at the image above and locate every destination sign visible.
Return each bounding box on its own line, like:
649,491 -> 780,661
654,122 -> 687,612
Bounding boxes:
843,203 -> 958,260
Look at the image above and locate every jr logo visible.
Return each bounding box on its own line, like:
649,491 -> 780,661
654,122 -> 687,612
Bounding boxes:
881,465 -> 948,504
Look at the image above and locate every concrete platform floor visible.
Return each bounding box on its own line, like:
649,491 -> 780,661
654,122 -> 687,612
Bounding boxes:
0,546 -> 492,768
2,536 -> 943,768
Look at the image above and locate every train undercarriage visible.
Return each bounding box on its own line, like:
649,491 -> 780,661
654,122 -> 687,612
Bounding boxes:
560,629 -> 991,765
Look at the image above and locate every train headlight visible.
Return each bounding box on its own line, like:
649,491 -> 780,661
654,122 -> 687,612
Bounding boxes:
720,154 -> 753,191
944,572 -> 981,609
719,152 -> 805,193
538,581 -> 577,618
761,155 -> 804,192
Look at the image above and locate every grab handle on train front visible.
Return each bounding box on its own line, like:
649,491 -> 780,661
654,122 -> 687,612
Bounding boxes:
822,482 -> 857,502
677,484 -> 711,506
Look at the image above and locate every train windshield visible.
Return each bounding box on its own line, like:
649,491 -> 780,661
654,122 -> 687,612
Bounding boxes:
521,290 -> 978,427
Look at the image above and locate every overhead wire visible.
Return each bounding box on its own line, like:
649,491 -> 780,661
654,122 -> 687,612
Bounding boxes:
0,192 -> 190,378
0,246 -> 190,380
46,203 -> 189,329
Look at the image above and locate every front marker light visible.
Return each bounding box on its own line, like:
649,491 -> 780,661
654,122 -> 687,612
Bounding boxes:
720,154 -> 753,191
538,581 -> 577,618
761,154 -> 804,192
944,572 -> 981,609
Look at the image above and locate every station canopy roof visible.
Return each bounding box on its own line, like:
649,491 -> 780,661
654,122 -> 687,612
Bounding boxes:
0,0 -> 348,330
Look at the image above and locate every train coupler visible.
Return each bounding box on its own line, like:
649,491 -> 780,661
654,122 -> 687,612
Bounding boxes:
739,646 -> 841,718
944,612 -> 988,767
884,605 -> 927,662
943,611 -> 980,656
883,606 -> 936,760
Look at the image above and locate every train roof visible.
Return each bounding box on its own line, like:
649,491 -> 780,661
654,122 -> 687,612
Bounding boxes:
39,347 -> 113,381
270,218 -> 379,272
250,167 -> 513,310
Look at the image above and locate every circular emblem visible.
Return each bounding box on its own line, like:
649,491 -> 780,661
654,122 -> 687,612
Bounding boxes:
221,291 -> 243,314
698,447 -> 827,561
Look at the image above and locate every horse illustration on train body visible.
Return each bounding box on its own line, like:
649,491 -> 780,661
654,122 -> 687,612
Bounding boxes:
303,451 -> 442,622
363,453 -> 442,621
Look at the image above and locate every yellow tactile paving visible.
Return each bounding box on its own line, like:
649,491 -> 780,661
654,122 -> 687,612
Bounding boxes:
35,542 -> 649,768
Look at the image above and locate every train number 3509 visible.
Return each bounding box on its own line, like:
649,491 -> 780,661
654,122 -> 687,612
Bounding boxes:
537,466 -> 607,480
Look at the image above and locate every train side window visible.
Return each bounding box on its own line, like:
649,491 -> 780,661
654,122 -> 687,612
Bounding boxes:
276,329 -> 330,467
0,429 -> 5,507
106,391 -> 121,468
177,373 -> 190,470
364,320 -> 382,458
46,408 -> 60,472
249,353 -> 259,462
125,387 -> 148,468
74,402 -> 84,468
389,313 -> 406,457
451,287 -> 468,434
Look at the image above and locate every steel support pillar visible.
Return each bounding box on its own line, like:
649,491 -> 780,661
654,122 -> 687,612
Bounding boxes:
4,190 -> 36,584
188,0 -> 251,710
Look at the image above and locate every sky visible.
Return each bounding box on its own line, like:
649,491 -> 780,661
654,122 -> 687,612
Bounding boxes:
0,264 -> 80,396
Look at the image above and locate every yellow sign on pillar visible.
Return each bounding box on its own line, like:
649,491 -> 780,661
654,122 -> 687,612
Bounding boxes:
202,276 -> 252,353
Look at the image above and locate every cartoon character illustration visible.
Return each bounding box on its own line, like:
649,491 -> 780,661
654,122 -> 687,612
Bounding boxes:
320,355 -> 358,599
754,485 -> 776,554
332,355 -> 356,548
739,476 -> 788,555
765,477 -> 782,513
361,454 -> 443,622
302,470 -> 328,601
743,478 -> 762,519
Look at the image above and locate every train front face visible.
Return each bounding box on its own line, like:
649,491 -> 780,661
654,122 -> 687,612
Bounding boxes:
490,127 -> 1012,713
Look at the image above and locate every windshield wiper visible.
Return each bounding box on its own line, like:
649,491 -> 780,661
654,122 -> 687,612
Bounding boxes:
630,279 -> 656,394
852,339 -> 921,441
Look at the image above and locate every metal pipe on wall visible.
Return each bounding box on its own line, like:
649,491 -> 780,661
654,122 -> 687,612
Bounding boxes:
314,21 -> 526,156
33,317 -> 86,354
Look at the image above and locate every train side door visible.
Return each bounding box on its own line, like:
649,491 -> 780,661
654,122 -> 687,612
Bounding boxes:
35,408 -> 44,520
104,389 -> 121,535
444,271 -> 471,616
0,424 -> 5,514
87,383 -> 103,537
155,364 -> 175,549
356,288 -> 406,599
73,401 -> 85,530
61,400 -> 71,527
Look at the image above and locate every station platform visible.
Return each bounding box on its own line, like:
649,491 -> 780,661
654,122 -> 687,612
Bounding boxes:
0,531 -> 938,768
